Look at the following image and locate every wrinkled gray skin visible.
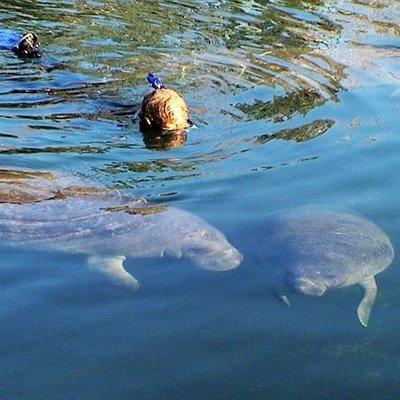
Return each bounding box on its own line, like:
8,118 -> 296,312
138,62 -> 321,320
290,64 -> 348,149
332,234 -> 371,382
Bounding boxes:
0,193 -> 243,288
265,209 -> 394,327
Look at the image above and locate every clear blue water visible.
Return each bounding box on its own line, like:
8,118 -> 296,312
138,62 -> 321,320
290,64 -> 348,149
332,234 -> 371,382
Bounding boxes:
1,1 -> 400,398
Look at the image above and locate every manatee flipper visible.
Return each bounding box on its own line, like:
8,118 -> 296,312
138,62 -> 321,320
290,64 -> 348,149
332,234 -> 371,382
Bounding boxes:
279,293 -> 291,307
87,255 -> 139,289
357,276 -> 377,327
272,284 -> 291,307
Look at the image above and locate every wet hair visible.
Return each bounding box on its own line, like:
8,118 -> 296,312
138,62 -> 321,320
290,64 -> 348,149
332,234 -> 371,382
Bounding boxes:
12,33 -> 41,58
140,88 -> 189,133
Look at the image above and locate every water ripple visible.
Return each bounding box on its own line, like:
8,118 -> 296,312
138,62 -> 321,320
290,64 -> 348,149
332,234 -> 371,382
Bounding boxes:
0,0 -> 399,189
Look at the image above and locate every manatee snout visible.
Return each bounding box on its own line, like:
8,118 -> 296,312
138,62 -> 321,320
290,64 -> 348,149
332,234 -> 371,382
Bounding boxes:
186,244 -> 243,271
199,246 -> 243,271
178,224 -> 243,271
292,277 -> 327,296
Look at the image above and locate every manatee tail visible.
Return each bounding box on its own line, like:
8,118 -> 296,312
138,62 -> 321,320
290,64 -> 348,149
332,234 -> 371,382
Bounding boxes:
357,276 -> 377,327
87,255 -> 139,290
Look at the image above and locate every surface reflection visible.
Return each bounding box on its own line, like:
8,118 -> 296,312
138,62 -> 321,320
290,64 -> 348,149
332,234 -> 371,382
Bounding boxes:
142,130 -> 187,151
0,0 -> 398,183
255,119 -> 335,145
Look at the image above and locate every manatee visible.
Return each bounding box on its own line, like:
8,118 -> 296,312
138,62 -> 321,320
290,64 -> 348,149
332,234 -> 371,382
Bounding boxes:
0,191 -> 242,288
0,28 -> 41,58
264,209 -> 394,327
0,167 -> 108,204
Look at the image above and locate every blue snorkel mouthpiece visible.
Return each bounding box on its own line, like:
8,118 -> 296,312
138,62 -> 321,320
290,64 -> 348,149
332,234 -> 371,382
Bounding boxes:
147,73 -> 165,90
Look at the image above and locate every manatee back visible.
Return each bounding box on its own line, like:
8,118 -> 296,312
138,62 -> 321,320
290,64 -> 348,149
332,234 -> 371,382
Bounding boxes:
0,194 -> 227,260
0,194 -> 148,250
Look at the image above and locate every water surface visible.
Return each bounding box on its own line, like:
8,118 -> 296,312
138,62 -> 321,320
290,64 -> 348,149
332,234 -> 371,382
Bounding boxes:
1,1 -> 400,399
